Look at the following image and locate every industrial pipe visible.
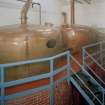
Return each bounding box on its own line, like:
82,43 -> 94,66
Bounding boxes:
19,0 -> 41,25
70,0 -> 75,25
21,0 -> 32,24
62,12 -> 68,25
32,2 -> 42,25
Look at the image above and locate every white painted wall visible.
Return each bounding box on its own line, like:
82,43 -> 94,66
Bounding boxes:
91,0 -> 105,28
62,0 -> 105,28
1,0 -> 105,28
62,1 -> 95,26
61,0 -> 105,41
0,0 -> 63,26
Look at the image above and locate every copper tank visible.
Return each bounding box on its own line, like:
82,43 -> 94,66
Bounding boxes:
0,1 -> 98,104
0,0 -> 65,81
62,25 -> 97,53
0,24 -> 64,62
61,0 -> 97,53
0,0 -> 98,81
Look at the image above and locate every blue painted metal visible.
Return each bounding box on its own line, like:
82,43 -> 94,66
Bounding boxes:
53,64 -> 68,76
5,85 -> 49,100
72,68 -> 102,104
0,51 -> 70,105
102,91 -> 105,105
82,41 -> 105,85
67,51 -> 71,84
2,65 -> 68,88
70,77 -> 95,105
3,73 -> 50,87
82,65 -> 104,91
50,60 -> 54,105
86,63 -> 105,86
85,49 -> 105,71
100,41 -> 103,65
4,75 -> 69,101
82,41 -> 105,105
1,45 -> 105,105
70,54 -> 105,105
83,41 -> 105,49
54,75 -> 68,86
82,47 -> 86,68
71,55 -> 104,90
0,51 -> 68,68
0,67 -> 5,105
82,41 -> 105,68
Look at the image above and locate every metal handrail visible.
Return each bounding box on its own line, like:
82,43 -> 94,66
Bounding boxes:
70,55 -> 105,105
0,51 -> 70,105
0,51 -> 68,68
70,55 -> 104,90
83,41 -> 105,49
83,41 -> 105,84
85,51 -> 105,71
71,68 -> 102,105
82,41 -> 105,105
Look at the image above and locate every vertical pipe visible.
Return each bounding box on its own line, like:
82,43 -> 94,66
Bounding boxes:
32,3 -> 42,25
19,0 -> 41,25
21,0 -> 32,24
70,0 -> 75,25
62,12 -> 67,25
39,4 -> 42,25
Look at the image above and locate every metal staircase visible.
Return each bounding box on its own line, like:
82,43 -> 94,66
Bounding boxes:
69,54 -> 105,105
70,41 -> 105,105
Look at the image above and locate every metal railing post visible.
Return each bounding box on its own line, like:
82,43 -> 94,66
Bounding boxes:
50,59 -> 54,105
100,41 -> 103,66
0,67 -> 5,105
67,51 -> 71,84
102,91 -> 105,105
82,48 -> 86,69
